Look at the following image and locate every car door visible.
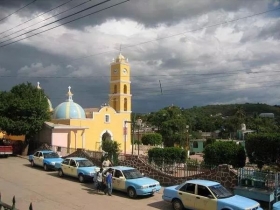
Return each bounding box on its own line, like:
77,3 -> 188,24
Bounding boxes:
61,159 -> 71,175
194,185 -> 217,210
177,183 -> 196,209
68,159 -> 78,177
112,169 -> 126,191
36,152 -> 44,167
33,152 -> 39,165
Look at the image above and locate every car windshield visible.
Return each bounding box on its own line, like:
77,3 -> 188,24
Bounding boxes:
209,184 -> 233,199
43,152 -> 59,158
122,169 -> 143,179
76,159 -> 95,167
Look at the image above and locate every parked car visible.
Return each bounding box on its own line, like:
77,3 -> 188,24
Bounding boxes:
162,179 -> 263,210
0,139 -> 13,158
29,150 -> 63,171
102,166 -> 161,198
55,157 -> 100,183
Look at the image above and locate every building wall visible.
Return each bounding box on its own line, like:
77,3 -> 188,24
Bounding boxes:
190,140 -> 205,153
52,130 -> 69,147
52,105 -> 131,153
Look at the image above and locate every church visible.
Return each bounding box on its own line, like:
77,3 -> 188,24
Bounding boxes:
36,53 -> 132,156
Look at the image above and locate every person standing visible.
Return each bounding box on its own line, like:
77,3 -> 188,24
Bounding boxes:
102,157 -> 112,168
96,168 -> 103,192
105,168 -> 113,196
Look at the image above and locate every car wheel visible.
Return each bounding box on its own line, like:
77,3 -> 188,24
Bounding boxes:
43,164 -> 48,171
127,187 -> 137,198
58,169 -> 64,177
172,199 -> 184,210
31,161 -> 35,167
78,174 -> 85,183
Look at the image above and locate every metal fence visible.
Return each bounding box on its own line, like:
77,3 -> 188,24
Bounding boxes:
237,168 -> 280,191
0,193 -> 33,210
141,157 -> 215,177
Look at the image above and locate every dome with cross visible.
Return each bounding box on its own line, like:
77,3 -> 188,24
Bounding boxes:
36,82 -> 53,112
53,86 -> 86,119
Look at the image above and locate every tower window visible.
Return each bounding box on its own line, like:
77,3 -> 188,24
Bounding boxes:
105,114 -> 110,123
114,85 -> 117,94
124,85 -> 127,94
124,98 -> 127,111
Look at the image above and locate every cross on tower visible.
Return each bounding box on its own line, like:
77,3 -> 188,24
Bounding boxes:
37,82 -> 41,89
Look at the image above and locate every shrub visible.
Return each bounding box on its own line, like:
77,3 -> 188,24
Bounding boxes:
203,141 -> 246,168
142,133 -> 163,146
148,147 -> 187,164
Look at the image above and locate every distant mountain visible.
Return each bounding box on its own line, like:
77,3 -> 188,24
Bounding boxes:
185,103 -> 280,117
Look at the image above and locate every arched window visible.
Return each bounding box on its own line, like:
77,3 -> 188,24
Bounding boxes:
114,85 -> 117,94
113,98 -> 117,110
124,98 -> 127,111
124,85 -> 127,94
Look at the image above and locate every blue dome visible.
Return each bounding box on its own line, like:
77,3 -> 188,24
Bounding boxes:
53,101 -> 86,119
53,86 -> 86,119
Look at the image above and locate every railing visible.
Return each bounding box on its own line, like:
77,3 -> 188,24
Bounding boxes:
237,168 -> 280,191
140,157 -> 215,177
0,193 -> 33,210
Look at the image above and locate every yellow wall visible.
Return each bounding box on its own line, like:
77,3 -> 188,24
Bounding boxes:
52,106 -> 131,153
0,132 -> 25,141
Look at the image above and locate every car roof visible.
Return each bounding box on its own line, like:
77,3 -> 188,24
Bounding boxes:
186,179 -> 220,187
66,157 -> 88,161
109,166 -> 135,170
40,150 -> 55,153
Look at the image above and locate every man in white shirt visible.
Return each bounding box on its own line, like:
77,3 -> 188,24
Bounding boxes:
96,168 -> 104,192
102,157 -> 112,168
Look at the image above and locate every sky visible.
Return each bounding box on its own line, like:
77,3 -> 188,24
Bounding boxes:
0,0 -> 280,113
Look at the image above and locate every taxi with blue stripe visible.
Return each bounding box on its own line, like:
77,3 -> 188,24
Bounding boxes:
103,166 -> 161,198
55,157 -> 99,183
162,179 -> 263,210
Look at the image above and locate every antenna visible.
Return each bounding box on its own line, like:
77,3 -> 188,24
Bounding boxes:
119,44 -> 122,54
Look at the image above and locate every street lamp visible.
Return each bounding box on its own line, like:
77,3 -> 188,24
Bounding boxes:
136,118 -> 142,156
186,125 -> 189,149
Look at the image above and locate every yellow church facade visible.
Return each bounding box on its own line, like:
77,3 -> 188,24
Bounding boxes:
38,53 -> 132,155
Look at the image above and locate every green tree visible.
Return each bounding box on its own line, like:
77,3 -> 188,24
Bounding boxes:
203,141 -> 246,168
141,133 -> 162,145
101,140 -> 121,165
246,133 -> 280,169
0,82 -> 51,139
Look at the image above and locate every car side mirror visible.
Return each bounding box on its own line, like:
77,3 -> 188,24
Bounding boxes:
142,173 -> 145,176
208,194 -> 215,199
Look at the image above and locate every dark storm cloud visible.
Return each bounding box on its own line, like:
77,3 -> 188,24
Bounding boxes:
0,0 -> 273,29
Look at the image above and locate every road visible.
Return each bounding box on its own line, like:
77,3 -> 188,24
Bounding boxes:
0,157 -> 170,210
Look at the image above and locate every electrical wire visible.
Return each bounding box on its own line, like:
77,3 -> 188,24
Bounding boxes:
0,0 -> 130,48
0,0 -> 92,40
0,0 -> 74,37
0,0 -> 38,22
0,0 -> 112,45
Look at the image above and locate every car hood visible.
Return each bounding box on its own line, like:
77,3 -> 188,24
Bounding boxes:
126,177 -> 159,186
218,195 -> 260,209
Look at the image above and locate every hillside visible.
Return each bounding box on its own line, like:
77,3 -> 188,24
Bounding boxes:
186,103 -> 280,117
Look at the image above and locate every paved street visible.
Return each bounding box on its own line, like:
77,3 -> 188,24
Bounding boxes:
0,157 -> 170,210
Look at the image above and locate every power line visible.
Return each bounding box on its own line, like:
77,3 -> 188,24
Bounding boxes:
0,0 -> 112,45
0,0 -> 74,37
0,0 -> 92,40
0,0 -> 38,22
0,0 -> 130,48
67,6 -> 280,63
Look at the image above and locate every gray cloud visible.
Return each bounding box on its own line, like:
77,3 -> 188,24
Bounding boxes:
0,0 -> 280,113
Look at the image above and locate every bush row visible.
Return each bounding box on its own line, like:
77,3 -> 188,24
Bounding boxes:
148,147 -> 187,164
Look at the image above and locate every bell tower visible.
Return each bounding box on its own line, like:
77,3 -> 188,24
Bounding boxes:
109,53 -> 132,113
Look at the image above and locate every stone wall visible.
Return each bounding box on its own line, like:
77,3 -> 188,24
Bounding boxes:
118,155 -> 238,189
